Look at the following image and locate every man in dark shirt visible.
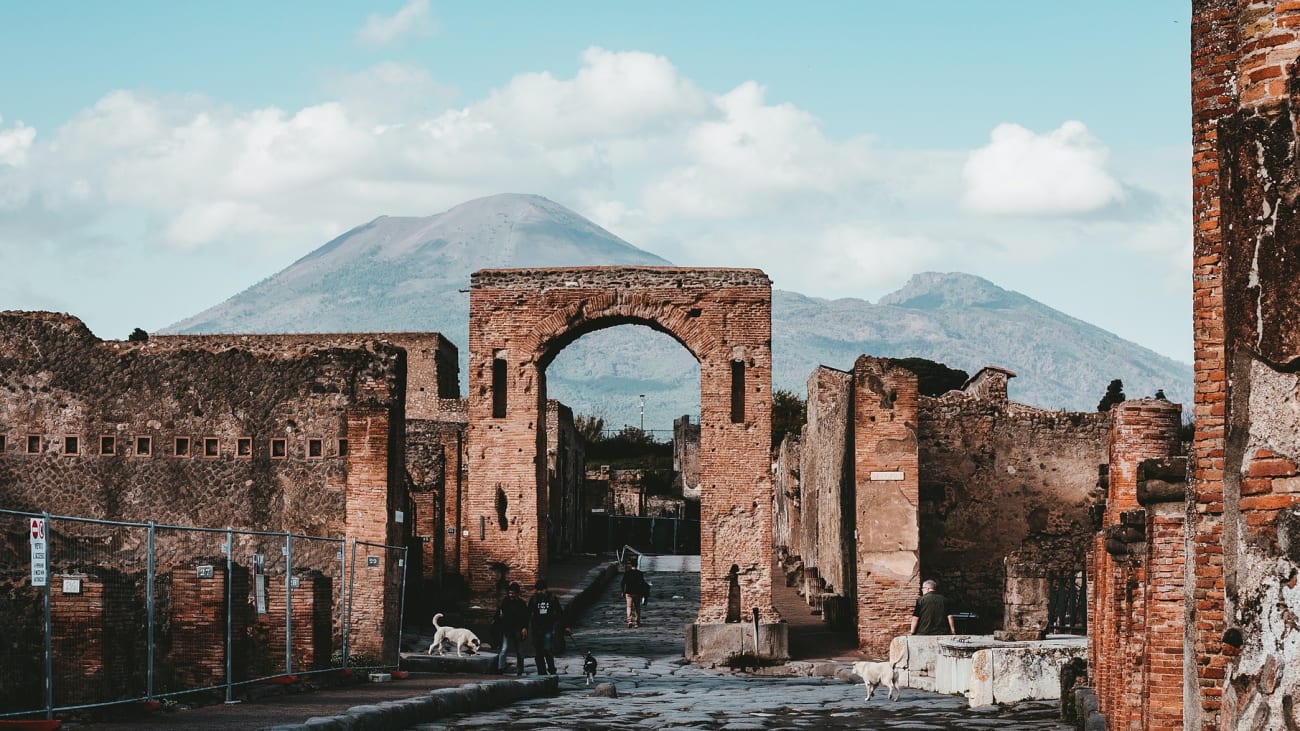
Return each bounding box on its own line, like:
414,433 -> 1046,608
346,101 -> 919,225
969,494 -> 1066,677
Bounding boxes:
523,578 -> 568,675
493,582 -> 528,675
910,579 -> 956,635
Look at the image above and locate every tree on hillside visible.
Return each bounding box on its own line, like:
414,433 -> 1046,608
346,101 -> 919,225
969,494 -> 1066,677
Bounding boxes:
894,357 -> 969,397
128,327 -> 149,342
772,389 -> 806,449
1097,379 -> 1126,412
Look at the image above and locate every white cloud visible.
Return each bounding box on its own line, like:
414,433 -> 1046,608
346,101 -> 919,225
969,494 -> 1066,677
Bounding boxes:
961,121 -> 1125,215
0,116 -> 36,167
357,0 -> 438,47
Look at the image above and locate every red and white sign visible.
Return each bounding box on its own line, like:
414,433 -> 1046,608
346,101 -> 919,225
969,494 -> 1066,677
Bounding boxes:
30,518 -> 47,587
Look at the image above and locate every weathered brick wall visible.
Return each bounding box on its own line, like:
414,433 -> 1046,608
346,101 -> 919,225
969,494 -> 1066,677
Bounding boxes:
673,415 -> 701,499
1190,2 -> 1300,728
545,400 -> 586,557
50,572 -> 138,706
796,367 -> 852,603
165,562 -> 252,690
1087,399 -> 1183,731
918,392 -> 1109,629
852,356 -> 920,654
468,267 -> 775,624
406,418 -> 467,583
255,571 -> 333,672
772,434 -> 799,559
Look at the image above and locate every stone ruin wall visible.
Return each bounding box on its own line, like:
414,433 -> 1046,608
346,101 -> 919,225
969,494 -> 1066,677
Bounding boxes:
673,414 -> 701,500
1184,3 -> 1300,728
545,400 -> 585,559
773,357 -> 1109,653
918,391 -> 1109,631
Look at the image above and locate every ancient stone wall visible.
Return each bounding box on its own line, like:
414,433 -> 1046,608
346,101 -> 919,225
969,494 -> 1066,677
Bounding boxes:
1087,399 -> 1184,731
545,400 -> 585,557
1188,3 -> 1300,728
795,367 -> 852,605
918,392 -> 1109,629
467,267 -> 775,632
673,415 -> 701,499
852,356 -> 920,654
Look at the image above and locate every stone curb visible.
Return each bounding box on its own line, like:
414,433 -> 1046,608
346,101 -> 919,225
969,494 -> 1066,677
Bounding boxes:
259,677 -> 559,731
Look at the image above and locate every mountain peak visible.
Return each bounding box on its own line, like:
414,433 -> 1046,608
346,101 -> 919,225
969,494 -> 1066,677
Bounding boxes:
878,272 -> 1028,311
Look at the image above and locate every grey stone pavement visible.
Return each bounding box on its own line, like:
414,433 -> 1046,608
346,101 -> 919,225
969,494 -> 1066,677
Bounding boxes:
410,568 -> 1073,731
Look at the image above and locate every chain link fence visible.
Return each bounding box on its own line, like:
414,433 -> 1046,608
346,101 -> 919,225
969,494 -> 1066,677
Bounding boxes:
0,508 -> 407,720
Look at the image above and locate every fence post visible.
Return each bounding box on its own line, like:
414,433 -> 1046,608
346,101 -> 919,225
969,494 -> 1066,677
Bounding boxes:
397,545 -> 409,665
224,527 -> 236,704
42,511 -> 53,720
343,538 -> 357,669
284,531 -> 293,675
146,520 -> 156,700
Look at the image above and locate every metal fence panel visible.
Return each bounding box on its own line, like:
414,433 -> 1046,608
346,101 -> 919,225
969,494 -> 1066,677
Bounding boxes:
0,508 -> 401,720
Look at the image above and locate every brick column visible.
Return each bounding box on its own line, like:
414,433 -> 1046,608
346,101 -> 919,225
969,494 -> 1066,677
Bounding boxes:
168,562 -> 251,689
50,573 -> 134,706
852,356 -> 920,655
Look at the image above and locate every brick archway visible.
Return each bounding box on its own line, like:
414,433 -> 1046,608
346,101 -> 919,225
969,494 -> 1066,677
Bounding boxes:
466,267 -> 782,656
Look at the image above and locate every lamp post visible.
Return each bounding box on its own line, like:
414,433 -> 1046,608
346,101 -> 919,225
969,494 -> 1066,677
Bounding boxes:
639,394 -> 646,434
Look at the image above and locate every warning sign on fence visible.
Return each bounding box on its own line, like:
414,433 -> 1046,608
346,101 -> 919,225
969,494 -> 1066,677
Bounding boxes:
30,518 -> 47,587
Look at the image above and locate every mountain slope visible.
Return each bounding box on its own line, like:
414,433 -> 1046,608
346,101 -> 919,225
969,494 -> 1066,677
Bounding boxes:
164,194 -> 1192,429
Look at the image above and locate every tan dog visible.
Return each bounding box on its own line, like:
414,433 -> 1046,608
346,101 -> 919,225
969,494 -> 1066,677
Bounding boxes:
428,612 -> 482,656
851,642 -> 907,701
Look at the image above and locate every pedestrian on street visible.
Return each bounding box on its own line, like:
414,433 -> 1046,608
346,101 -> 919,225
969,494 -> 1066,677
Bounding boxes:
493,581 -> 528,675
910,578 -> 957,635
620,559 -> 650,627
523,578 -> 569,675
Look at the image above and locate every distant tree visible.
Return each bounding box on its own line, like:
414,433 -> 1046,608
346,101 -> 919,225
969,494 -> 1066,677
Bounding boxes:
1180,415 -> 1194,442
127,327 -> 149,342
771,389 -> 807,449
894,357 -> 969,397
1097,379 -> 1126,412
574,414 -> 605,443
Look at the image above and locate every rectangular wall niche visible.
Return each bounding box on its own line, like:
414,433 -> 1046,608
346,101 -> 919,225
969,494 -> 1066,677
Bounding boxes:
731,360 -> 746,423
492,355 -> 507,419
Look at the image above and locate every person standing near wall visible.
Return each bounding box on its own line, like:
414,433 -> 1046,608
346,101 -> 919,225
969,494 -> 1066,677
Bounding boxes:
493,582 -> 528,675
523,578 -> 568,675
910,579 -> 956,635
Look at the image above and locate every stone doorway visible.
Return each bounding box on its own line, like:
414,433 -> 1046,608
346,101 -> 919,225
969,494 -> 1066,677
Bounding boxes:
465,267 -> 784,662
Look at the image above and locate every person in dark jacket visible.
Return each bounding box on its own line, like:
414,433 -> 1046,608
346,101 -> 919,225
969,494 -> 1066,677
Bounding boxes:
523,578 -> 568,675
910,579 -> 956,635
620,561 -> 650,627
493,582 -> 528,675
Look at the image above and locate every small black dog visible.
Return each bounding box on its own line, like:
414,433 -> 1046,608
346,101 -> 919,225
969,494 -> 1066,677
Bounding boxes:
583,651 -> 598,685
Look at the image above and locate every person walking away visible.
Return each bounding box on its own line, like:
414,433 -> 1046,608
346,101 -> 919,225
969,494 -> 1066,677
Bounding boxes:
910,578 -> 957,635
620,560 -> 650,627
523,578 -> 568,675
493,581 -> 528,675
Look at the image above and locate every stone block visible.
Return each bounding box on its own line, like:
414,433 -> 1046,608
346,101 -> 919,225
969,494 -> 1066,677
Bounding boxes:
684,622 -> 789,666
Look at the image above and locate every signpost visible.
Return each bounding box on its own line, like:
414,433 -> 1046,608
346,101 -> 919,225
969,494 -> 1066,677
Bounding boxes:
30,517 -> 47,587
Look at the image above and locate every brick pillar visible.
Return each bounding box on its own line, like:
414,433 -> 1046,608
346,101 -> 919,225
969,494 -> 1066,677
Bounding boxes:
50,573 -> 134,706
1090,398 -> 1182,730
258,571 -> 333,672
168,562 -> 251,689
344,406 -> 402,661
852,356 -> 920,655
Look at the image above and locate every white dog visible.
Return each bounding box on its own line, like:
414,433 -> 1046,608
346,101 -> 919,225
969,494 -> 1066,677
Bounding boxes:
428,613 -> 482,656
851,642 -> 907,702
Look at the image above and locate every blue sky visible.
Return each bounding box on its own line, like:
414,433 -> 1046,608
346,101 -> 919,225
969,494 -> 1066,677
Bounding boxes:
0,1 -> 1193,362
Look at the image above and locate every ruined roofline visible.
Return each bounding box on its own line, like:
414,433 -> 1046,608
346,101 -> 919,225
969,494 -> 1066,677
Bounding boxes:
960,365 -> 1018,391
125,331 -> 456,356
470,266 -> 771,289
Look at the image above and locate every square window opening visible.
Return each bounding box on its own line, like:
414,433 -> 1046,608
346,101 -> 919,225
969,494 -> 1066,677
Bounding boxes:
175,437 -> 190,457
337,438 -> 349,457
271,438 -> 287,459
0,434 -> 7,453
308,438 -> 323,458
64,436 -> 79,455
236,437 -> 252,458
27,435 -> 41,454
204,437 -> 220,458
135,436 -> 152,457
100,435 -> 116,456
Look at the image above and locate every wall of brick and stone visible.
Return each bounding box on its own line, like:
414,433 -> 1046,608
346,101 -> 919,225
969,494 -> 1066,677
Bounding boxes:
792,367 -> 853,608
1188,2 -> 1300,728
673,415 -> 702,499
917,391 -> 1109,630
1086,399 -> 1184,731
545,400 -> 585,558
